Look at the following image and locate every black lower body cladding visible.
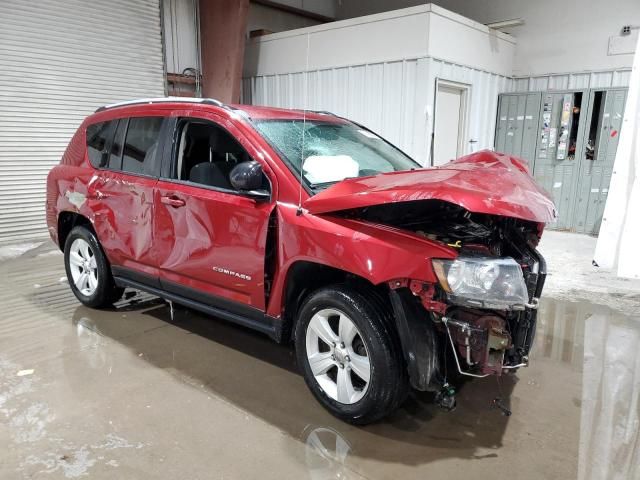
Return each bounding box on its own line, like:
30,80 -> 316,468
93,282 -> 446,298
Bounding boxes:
388,288 -> 441,391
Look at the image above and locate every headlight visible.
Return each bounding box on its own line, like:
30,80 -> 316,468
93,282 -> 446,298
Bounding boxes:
432,256 -> 529,310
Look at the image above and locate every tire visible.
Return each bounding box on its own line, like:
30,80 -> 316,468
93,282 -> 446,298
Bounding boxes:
295,285 -> 408,425
64,226 -> 124,308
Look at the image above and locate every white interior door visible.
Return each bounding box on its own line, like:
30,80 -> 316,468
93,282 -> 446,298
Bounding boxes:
433,82 -> 468,166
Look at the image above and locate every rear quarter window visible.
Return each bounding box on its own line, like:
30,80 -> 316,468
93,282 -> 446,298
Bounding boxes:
86,121 -> 115,168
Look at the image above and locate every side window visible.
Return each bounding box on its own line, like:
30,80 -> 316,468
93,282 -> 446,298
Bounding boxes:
86,121 -> 116,168
175,120 -> 267,192
107,119 -> 127,170
121,117 -> 164,176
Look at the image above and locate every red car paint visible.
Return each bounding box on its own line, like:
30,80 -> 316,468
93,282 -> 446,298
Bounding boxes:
46,100 -> 554,328
305,151 -> 557,223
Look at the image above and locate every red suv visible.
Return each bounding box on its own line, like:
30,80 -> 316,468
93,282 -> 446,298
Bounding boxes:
46,98 -> 556,424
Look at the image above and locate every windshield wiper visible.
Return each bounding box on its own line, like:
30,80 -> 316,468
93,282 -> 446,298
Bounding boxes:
308,180 -> 338,189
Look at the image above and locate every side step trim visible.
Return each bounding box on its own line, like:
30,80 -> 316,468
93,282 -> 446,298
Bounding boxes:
114,276 -> 278,339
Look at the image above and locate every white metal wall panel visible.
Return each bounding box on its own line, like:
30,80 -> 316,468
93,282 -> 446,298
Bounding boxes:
245,59 -> 429,162
512,69 -> 632,93
511,77 -> 529,92
568,73 -> 591,89
0,0 -> 165,244
243,56 -> 512,166
548,75 -> 570,91
529,76 -> 550,92
425,58 -> 512,163
612,70 -> 632,87
590,71 -> 614,89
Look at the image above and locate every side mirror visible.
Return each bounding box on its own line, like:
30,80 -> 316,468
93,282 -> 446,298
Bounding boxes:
229,161 -> 270,200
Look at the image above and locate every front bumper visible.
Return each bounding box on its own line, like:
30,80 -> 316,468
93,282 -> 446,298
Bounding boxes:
389,249 -> 546,389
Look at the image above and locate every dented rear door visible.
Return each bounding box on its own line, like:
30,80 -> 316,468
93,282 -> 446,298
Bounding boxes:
87,116 -> 165,283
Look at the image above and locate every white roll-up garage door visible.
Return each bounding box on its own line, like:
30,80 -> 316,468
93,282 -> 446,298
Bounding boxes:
0,0 -> 165,244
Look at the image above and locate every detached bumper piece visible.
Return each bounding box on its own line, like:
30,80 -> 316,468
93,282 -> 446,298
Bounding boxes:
442,311 -> 529,378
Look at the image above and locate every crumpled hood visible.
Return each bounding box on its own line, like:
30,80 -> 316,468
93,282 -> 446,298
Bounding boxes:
304,150 -> 557,223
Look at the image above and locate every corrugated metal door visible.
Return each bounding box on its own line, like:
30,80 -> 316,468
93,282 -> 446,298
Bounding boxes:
573,88 -> 628,234
0,0 -> 165,244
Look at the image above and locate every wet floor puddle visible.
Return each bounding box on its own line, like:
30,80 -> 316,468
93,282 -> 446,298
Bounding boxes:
0,244 -> 638,479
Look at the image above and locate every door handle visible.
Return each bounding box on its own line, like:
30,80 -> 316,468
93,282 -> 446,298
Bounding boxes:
86,191 -> 108,200
161,195 -> 186,208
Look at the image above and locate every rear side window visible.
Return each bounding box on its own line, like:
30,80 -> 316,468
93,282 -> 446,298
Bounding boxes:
122,117 -> 164,176
86,121 -> 115,168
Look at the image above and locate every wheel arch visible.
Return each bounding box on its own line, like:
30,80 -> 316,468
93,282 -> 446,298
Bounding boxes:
278,260 -> 441,393
278,260 -> 393,344
57,211 -> 95,251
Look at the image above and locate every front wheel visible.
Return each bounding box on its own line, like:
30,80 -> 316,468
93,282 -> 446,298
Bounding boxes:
295,285 -> 408,424
64,226 -> 123,308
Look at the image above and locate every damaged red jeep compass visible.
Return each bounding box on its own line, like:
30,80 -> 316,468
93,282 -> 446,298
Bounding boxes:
46,98 -> 556,424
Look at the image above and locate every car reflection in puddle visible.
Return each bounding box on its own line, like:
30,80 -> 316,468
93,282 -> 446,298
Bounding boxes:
302,425 -> 353,480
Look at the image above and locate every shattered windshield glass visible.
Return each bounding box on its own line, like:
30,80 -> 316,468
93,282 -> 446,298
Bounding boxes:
254,119 -> 420,189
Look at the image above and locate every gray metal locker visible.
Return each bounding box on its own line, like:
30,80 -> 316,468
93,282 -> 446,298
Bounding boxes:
494,92 -> 541,162
495,96 -> 510,153
521,94 -> 540,161
510,95 -> 527,156
496,87 -> 628,235
504,95 -> 518,153
493,95 -> 509,152
531,91 -> 587,230
573,88 -> 628,234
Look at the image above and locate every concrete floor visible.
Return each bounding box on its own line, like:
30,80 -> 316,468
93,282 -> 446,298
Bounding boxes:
1,237 -> 639,479
538,230 -> 640,315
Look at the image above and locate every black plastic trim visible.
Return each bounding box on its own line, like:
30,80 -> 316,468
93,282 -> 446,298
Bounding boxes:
112,265 -> 161,289
533,248 -> 547,299
112,267 -> 279,340
389,288 -> 440,391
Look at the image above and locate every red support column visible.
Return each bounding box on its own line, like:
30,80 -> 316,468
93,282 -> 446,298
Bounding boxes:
198,0 -> 250,103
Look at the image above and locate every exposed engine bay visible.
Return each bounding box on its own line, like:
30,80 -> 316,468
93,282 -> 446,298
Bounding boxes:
340,200 -> 546,396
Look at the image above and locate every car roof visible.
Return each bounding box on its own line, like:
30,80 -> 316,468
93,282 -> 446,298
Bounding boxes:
95,97 -> 347,123
230,104 -> 347,122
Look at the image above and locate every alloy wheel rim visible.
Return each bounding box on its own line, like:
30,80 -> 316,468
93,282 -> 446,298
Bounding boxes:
68,238 -> 99,296
305,308 -> 370,404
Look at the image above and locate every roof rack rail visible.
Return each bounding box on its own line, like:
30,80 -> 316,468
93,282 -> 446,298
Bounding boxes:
305,110 -> 337,116
95,97 -> 224,113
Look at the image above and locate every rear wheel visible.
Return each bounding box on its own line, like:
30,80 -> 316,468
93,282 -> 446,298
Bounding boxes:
295,285 -> 408,424
64,226 -> 123,308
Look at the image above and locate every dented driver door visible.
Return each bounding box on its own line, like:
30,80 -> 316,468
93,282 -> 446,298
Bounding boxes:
152,110 -> 275,313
